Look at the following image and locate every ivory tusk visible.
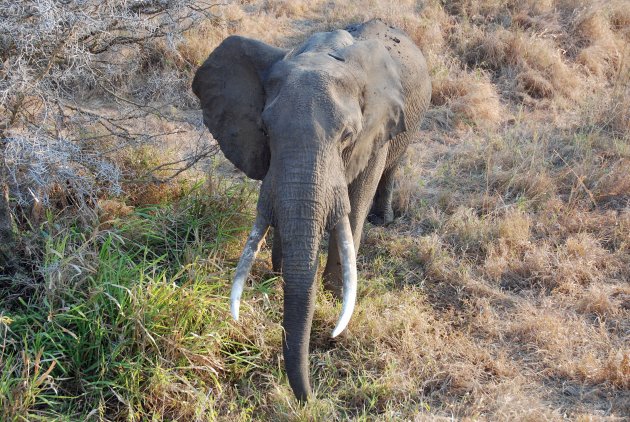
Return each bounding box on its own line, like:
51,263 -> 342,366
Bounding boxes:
331,215 -> 357,338
231,214 -> 269,321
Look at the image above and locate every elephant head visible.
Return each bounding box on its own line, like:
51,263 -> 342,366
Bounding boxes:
192,27 -> 406,400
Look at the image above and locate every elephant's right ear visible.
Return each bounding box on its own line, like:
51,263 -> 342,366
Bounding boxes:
192,36 -> 287,180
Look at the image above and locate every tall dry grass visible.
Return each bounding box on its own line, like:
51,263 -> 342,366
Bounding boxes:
2,0 -> 629,420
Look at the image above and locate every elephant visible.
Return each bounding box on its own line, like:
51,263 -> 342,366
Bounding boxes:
192,19 -> 431,401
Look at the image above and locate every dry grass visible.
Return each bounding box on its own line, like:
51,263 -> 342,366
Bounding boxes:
431,71 -> 504,129
128,0 -> 630,418
3,0 -> 630,420
573,3 -> 628,78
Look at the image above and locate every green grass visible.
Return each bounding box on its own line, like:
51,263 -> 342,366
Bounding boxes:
0,181 -> 262,421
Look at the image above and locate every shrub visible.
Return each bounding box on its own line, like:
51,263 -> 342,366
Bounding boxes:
0,0 -> 216,269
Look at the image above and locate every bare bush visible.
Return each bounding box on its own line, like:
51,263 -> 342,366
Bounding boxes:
0,0 -> 219,268
3,134 -> 122,207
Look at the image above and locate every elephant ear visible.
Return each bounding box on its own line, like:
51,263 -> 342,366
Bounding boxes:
338,39 -> 406,182
192,36 -> 287,180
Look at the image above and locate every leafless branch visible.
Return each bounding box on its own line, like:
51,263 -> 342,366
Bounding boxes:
0,0 -> 220,216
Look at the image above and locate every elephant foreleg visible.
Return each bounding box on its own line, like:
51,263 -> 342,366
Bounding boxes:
323,229 -> 342,297
368,162 -> 399,225
272,226 -> 282,273
323,148 -> 389,298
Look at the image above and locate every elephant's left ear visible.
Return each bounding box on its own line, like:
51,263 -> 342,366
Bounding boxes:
338,39 -> 406,181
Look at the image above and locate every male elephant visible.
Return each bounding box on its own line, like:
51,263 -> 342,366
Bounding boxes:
192,19 -> 431,401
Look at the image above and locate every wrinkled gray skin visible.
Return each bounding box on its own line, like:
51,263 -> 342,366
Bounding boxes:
192,19 -> 431,401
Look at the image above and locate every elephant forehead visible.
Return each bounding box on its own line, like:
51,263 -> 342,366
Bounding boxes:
262,62 -> 361,125
266,52 -> 360,96
288,29 -> 354,57
265,28 -> 358,89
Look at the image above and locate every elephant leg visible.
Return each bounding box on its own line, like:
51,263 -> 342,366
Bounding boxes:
368,161 -> 399,225
272,226 -> 282,273
323,148 -> 389,298
323,230 -> 342,297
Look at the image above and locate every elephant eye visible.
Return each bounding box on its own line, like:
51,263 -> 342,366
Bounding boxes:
340,129 -> 353,144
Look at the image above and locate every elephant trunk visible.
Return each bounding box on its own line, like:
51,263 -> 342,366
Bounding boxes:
232,152 -> 355,400
275,179 -> 325,401
281,245 -> 319,401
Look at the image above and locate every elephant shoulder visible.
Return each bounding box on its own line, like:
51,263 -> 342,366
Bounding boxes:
346,20 -> 428,82
346,20 -> 431,131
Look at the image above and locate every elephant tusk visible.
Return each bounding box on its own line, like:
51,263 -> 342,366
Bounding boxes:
231,214 -> 270,321
331,215 -> 357,338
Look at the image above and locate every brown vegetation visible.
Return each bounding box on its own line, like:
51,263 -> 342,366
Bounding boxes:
2,0 -> 629,420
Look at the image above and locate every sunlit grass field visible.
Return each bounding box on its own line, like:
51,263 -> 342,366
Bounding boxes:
1,0 -> 629,420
